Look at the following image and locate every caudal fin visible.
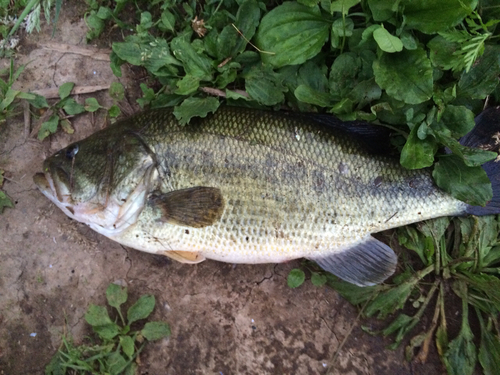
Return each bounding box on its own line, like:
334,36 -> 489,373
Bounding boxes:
462,106 -> 500,216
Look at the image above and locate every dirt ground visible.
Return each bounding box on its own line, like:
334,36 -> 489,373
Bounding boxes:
0,4 -> 447,375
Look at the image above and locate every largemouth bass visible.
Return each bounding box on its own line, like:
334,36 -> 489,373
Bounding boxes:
33,106 -> 500,286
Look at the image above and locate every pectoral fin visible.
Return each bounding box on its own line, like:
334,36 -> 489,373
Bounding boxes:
150,186 -> 225,228
307,236 -> 397,286
161,250 -> 205,264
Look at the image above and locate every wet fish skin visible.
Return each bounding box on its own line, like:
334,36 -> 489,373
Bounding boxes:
35,106 -> 490,286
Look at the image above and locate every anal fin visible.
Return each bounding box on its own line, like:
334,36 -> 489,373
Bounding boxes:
161,250 -> 206,264
307,236 -> 397,286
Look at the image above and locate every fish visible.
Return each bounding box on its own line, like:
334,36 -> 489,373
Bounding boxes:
33,106 -> 500,286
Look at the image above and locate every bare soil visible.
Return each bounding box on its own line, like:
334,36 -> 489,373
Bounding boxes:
0,5 -> 446,375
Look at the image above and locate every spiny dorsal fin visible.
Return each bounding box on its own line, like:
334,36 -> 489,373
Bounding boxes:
307,236 -> 397,286
150,186 -> 225,228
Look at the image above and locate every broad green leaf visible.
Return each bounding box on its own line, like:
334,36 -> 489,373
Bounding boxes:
38,114 -> 59,140
299,0 -> 320,6
215,68 -> 237,89
458,45 -> 500,100
96,6 -> 112,20
85,13 -> 105,40
26,93 -> 49,109
441,105 -> 475,138
159,9 -> 175,32
365,277 -> 420,319
244,65 -> 286,106
436,133 -> 496,167
85,304 -> 113,326
171,37 -> 212,81
329,52 -> 360,99
331,17 -> 354,49
93,323 -> 121,340
141,321 -> 171,341
84,97 -> 101,112
330,0 -> 360,15
0,191 -> 14,213
433,154 -> 492,206
58,82 -> 74,100
108,104 -> 121,118
113,37 -> 180,76
287,269 -> 305,288
120,335 -> 135,359
232,0 -> 261,55
327,278 -> 382,305
311,272 -> 327,286
367,0 -> 399,21
348,79 -> 381,108
402,0 -> 478,34
398,226 -> 431,266
255,2 -> 330,68
297,60 -> 329,92
381,313 -> 418,348
400,123 -> 437,169
294,84 -> 334,107
174,75 -> 200,96
478,314 -> 500,375
373,48 -> 433,104
107,351 -> 129,375
0,87 -> 19,111
373,27 -> 403,53
62,99 -> 85,115
427,35 -> 459,70
106,283 -> 128,310
127,295 -> 155,325
109,82 -> 125,101
110,51 -> 124,77
173,96 -> 220,125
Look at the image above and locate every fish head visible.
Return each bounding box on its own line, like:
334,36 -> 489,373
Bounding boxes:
34,131 -> 157,236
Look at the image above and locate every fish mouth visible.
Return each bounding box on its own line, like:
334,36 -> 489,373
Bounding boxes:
33,169 -> 76,217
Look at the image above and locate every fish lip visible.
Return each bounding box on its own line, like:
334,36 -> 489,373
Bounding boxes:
33,172 -> 50,192
33,166 -> 71,205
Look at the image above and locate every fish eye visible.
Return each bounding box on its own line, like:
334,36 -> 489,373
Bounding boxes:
66,144 -> 79,160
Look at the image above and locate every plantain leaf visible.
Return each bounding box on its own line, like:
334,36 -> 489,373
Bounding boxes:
106,283 -> 128,310
173,96 -> 220,125
400,123 -> 437,169
127,295 -> 155,325
373,48 -> 433,105
255,2 -> 330,68
402,0 -> 478,34
433,154 -> 492,207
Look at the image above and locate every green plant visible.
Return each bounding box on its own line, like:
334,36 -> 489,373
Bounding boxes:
289,215 -> 500,374
7,0 -> 63,37
45,283 -> 171,375
0,59 -> 39,124
0,169 -> 14,213
34,82 -> 102,140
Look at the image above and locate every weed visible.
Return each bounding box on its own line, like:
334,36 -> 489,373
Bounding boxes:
289,215 -> 500,374
45,282 -> 171,375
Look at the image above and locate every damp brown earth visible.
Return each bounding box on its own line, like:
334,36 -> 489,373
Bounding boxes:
0,5 -> 447,375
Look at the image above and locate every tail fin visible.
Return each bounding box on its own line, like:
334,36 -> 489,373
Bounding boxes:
462,106 -> 500,216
